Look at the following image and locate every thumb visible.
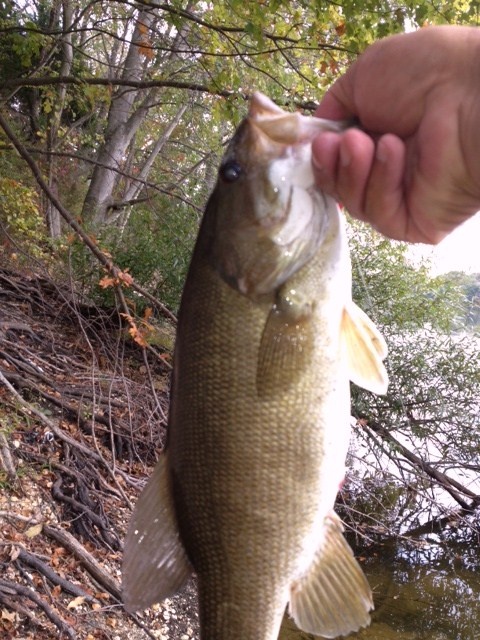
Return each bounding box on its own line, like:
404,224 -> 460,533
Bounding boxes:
315,75 -> 356,121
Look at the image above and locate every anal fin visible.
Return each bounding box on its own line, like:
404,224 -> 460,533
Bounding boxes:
289,511 -> 373,638
122,454 -> 192,612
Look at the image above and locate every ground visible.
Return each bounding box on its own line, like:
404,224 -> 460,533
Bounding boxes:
0,266 -> 200,639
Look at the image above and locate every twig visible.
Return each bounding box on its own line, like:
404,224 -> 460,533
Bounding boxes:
43,525 -> 122,601
361,420 -> 480,511
0,110 -> 177,325
0,590 -> 46,628
0,578 -> 77,639
16,548 -> 94,602
51,476 -> 120,550
0,369 -> 137,497
0,431 -> 16,480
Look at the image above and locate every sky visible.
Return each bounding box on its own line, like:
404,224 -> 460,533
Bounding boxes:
408,212 -> 480,275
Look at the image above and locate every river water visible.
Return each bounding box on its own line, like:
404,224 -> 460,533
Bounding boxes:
278,421 -> 480,640
278,517 -> 480,640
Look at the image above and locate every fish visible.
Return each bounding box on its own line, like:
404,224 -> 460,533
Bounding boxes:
122,91 -> 388,639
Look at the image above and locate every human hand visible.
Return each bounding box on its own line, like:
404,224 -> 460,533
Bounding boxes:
312,26 -> 480,244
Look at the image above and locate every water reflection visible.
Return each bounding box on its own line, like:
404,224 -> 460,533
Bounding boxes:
278,451 -> 480,640
279,531 -> 480,639
358,534 -> 480,639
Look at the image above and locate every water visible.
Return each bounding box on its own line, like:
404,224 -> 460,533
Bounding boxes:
278,421 -> 480,640
279,525 -> 480,640
349,394 -> 480,638
344,426 -> 480,639
354,533 -> 480,639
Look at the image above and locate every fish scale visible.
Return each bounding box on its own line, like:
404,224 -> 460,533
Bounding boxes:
122,92 -> 388,640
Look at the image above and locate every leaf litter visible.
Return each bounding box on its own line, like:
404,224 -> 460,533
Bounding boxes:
0,266 -> 199,639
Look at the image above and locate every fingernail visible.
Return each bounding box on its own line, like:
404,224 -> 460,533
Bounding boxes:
340,145 -> 350,168
376,138 -> 388,163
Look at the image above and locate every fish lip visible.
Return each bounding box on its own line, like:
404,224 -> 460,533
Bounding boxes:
248,91 -> 348,145
248,91 -> 285,118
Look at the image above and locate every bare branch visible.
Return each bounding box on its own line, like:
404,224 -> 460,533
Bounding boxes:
0,110 -> 177,324
360,420 -> 480,511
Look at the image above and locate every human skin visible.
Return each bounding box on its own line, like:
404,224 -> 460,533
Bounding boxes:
312,26 -> 480,244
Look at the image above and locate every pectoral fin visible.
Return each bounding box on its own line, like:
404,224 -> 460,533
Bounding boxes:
257,289 -> 314,397
122,455 -> 192,612
289,511 -> 373,638
341,301 -> 388,394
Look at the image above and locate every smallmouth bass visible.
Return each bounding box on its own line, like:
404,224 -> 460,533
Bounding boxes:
122,92 -> 388,639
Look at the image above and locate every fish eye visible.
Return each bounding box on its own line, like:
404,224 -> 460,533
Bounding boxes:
219,161 -> 242,183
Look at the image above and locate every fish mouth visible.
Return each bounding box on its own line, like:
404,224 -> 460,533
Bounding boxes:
248,92 -> 345,145
210,92 -> 339,298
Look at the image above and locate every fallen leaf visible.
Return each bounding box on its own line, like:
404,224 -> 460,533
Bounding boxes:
9,546 -> 20,561
1,609 -> 17,622
99,276 -> 116,289
25,523 -> 43,538
52,585 -> 62,598
67,596 -> 85,610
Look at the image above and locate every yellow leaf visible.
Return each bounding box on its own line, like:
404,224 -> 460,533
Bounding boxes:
25,523 -> 43,538
2,608 -> 17,622
67,596 -> 85,610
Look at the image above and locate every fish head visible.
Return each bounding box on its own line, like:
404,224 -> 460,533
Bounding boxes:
206,92 -> 346,298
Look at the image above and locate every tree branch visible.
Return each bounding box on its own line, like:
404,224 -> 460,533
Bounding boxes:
16,548 -> 94,602
1,74 -> 241,97
43,525 -> 121,601
0,75 -> 327,110
360,419 -> 480,511
0,579 -> 76,639
0,110 -> 177,324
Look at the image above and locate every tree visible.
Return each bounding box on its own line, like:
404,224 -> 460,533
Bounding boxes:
345,222 -> 480,537
1,0 -> 475,247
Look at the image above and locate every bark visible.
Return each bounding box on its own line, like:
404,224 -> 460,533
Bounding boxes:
81,4 -> 196,227
0,431 -> 16,480
45,0 -> 74,238
81,7 -> 159,224
115,100 -> 189,229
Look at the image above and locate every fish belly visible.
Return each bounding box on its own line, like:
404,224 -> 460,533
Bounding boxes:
168,254 -> 348,640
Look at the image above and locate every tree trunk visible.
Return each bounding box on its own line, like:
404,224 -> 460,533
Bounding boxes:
81,8 -> 157,225
46,0 -> 74,238
115,101 -> 189,230
81,4 -> 195,227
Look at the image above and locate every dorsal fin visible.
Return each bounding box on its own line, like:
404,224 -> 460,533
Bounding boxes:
122,455 -> 193,612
